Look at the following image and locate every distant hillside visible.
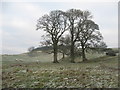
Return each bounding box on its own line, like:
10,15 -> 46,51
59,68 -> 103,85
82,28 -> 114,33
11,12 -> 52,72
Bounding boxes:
32,46 -> 53,52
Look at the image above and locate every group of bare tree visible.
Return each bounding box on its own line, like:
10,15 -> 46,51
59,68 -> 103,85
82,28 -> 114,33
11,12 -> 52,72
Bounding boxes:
36,9 -> 107,63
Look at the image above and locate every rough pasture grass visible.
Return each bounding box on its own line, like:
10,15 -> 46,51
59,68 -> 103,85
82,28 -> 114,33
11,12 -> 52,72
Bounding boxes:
2,52 -> 119,88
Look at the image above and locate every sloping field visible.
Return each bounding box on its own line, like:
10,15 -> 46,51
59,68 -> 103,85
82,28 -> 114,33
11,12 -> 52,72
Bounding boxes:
2,51 -> 119,88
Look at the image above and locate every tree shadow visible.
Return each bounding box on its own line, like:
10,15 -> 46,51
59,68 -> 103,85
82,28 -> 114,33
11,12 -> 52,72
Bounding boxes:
78,55 -> 118,63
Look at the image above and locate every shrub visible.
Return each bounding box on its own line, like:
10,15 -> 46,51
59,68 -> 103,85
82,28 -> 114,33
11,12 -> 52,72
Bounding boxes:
106,50 -> 116,56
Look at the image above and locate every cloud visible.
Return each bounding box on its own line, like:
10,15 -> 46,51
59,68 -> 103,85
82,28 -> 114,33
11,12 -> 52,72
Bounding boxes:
2,2 -> 48,54
2,46 -> 27,54
100,29 -> 118,48
14,2 -> 48,18
1,1 -> 118,54
2,0 -> 119,2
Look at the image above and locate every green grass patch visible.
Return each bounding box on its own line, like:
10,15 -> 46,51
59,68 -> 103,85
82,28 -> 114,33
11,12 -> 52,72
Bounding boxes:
2,52 -> 119,88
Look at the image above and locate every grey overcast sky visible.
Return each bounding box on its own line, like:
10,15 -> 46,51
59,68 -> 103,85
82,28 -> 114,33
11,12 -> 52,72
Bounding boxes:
0,0 -> 119,54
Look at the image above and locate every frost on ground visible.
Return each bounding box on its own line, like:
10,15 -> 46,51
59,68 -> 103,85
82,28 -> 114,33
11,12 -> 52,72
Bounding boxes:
2,63 -> 118,88
2,55 -> 118,88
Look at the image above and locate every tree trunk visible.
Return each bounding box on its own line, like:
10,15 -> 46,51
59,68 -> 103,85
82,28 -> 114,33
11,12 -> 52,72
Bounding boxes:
81,45 -> 87,62
62,52 -> 65,59
70,41 -> 75,63
53,42 -> 59,63
70,21 -> 75,63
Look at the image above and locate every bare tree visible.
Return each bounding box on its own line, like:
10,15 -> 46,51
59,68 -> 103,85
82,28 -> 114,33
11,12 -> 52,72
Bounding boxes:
28,46 -> 34,52
65,9 -> 83,63
36,9 -> 106,63
36,10 -> 68,63
40,35 -> 52,47
28,46 -> 36,57
59,35 -> 71,59
77,19 -> 103,61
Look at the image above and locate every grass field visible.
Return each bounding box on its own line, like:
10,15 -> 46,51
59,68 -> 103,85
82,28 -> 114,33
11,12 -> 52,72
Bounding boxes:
2,51 -> 119,88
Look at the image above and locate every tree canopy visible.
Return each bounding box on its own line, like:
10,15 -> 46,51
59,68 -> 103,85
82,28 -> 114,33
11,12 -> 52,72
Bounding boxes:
36,9 -> 107,63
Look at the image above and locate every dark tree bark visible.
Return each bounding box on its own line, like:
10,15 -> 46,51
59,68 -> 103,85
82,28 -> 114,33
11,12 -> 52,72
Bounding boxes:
70,20 -> 75,63
53,42 -> 59,63
81,44 -> 87,61
70,41 -> 75,63
62,52 -> 65,59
